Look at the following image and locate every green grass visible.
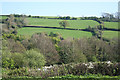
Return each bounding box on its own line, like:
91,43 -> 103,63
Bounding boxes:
17,27 -> 92,39
2,74 -> 120,79
28,18 -> 120,29
0,16 -> 8,19
104,22 -> 118,29
68,20 -> 99,29
27,18 -> 99,29
49,74 -> 120,79
102,31 -> 119,39
1,16 -> 119,30
17,27 -> 119,39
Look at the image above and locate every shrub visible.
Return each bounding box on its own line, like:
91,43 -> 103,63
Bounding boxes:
2,50 -> 24,68
2,62 -> 120,78
2,68 -> 29,78
11,53 -> 24,68
58,39 -> 88,64
2,51 -> 15,69
2,49 -> 46,68
23,49 -> 46,68
59,21 -> 69,29
2,33 -> 25,41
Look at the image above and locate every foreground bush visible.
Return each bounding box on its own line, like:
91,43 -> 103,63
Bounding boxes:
2,49 -> 46,69
2,68 -> 29,78
3,62 -> 120,78
23,49 -> 46,68
2,50 -> 14,69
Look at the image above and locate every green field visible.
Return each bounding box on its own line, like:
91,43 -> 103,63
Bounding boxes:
0,16 -> 8,19
17,27 -> 92,39
18,27 -> 119,39
104,22 -> 118,29
27,18 -> 99,29
27,18 -> 119,30
102,31 -> 119,39
1,16 -> 119,30
2,16 -> 120,39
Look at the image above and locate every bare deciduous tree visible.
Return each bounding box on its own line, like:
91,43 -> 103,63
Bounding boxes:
30,33 -> 60,65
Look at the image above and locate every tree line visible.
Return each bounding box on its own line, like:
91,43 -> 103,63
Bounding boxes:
2,31 -> 119,69
1,12 -> 119,22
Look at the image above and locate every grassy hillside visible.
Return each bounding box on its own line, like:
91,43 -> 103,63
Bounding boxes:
27,18 -> 119,29
18,27 -> 119,39
102,31 -> 119,39
17,27 -> 92,39
0,16 -> 8,19
2,16 -> 119,39
104,22 -> 118,29
1,16 -> 118,29
27,18 -> 99,29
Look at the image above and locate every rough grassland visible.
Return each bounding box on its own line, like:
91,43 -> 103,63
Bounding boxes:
17,27 -> 92,39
